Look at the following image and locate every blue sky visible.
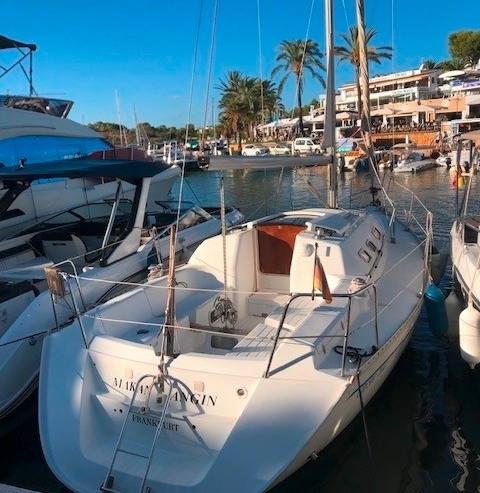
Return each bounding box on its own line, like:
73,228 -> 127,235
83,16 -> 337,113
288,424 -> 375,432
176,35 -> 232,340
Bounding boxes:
1,0 -> 477,129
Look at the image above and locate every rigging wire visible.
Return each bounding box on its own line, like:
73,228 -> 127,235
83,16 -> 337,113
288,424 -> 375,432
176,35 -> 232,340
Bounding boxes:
290,0 -> 316,120
256,0 -> 265,125
173,0 -> 209,252
200,0 -> 219,150
355,366 -> 381,493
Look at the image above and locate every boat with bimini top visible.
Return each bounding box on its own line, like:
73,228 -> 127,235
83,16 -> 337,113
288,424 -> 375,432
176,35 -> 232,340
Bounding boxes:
0,157 -> 243,420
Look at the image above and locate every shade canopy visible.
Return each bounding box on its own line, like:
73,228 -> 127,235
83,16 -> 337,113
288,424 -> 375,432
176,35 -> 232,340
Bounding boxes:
336,111 -> 358,120
0,158 -> 170,184
458,129 -> 480,141
371,107 -> 397,116
396,102 -> 443,116
0,34 -> 36,51
438,70 -> 465,79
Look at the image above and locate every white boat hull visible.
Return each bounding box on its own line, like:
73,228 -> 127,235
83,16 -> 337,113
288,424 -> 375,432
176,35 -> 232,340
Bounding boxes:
39,204 -> 428,493
393,158 -> 436,173
451,217 -> 480,311
0,203 -> 243,419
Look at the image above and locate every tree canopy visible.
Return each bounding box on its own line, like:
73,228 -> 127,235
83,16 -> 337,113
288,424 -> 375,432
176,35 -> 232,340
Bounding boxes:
271,39 -> 325,136
334,26 -> 392,115
89,28 -> 479,145
449,30 -> 480,68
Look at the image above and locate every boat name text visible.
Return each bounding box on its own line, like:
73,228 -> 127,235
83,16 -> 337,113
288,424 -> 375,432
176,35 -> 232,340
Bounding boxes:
132,414 -> 179,431
112,378 -> 217,406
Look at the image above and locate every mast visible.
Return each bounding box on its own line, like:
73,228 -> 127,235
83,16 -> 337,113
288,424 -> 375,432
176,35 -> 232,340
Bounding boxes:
356,0 -> 374,165
115,89 -> 127,147
324,0 -> 337,208
133,105 -> 141,147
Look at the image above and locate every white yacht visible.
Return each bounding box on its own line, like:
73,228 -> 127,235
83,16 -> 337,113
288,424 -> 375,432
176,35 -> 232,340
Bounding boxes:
0,107 -> 180,239
0,157 -> 243,420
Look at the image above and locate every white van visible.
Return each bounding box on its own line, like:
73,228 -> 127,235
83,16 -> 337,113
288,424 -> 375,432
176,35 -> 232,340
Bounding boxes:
292,137 -> 323,155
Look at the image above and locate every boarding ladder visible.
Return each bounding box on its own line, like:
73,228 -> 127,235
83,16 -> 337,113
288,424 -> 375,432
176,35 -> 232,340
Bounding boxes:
100,373 -> 174,493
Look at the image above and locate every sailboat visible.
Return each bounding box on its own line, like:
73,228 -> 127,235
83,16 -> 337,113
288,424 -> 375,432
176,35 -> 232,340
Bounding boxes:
448,129 -> 480,367
38,2 -> 433,492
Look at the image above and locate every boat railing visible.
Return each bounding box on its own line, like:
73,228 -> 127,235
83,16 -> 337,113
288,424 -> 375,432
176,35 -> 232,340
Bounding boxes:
45,261 -> 90,347
264,283 -> 378,379
457,166 -> 476,217
347,172 -> 432,252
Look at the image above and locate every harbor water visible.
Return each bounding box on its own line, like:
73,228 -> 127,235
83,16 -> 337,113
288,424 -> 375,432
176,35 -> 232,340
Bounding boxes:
1,163 -> 480,493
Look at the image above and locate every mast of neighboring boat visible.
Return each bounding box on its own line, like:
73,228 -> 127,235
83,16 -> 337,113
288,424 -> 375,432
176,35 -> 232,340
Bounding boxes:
115,89 -> 128,147
133,105 -> 141,147
324,0 -> 337,209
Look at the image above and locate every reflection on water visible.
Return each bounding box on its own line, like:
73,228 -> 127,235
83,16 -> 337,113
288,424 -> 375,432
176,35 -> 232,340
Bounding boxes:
1,166 -> 480,493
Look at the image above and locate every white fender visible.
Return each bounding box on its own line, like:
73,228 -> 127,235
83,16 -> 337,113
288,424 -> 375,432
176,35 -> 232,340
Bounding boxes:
459,304 -> 480,369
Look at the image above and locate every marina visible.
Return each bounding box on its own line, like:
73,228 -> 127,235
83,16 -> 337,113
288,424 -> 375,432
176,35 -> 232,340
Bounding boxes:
0,163 -> 480,492
2,1 -> 480,491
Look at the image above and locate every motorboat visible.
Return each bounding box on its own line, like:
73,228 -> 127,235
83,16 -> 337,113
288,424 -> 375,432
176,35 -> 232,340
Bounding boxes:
0,158 -> 243,419
0,36 -> 180,237
435,152 -> 452,167
448,129 -> 480,368
337,138 -> 388,172
37,1 -> 434,491
147,141 -> 207,171
391,148 -> 436,174
0,107 -> 181,239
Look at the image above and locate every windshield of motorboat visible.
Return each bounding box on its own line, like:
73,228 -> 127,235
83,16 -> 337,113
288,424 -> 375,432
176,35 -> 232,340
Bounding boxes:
153,204 -> 213,238
0,96 -> 74,118
0,135 -> 112,167
10,200 -> 133,238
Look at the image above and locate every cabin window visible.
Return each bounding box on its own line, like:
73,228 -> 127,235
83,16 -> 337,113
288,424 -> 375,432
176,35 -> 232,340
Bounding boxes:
366,240 -> 377,252
358,249 -> 372,263
372,227 -> 381,240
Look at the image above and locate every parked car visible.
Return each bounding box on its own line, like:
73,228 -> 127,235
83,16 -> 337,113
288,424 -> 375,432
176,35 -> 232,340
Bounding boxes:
268,143 -> 292,155
292,137 -> 323,155
241,143 -> 270,156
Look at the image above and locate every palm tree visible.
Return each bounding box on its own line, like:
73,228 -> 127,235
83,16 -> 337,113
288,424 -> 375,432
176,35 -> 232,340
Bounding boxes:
216,71 -> 248,149
335,26 -> 392,115
421,59 -> 441,69
217,71 -> 281,149
271,39 -> 326,137
437,58 -> 468,71
251,78 -> 282,137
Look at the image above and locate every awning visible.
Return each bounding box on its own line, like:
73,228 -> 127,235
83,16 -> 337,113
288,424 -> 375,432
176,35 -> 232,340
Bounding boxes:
0,158 -> 170,183
458,129 -> 480,141
438,70 -> 465,79
0,34 -> 36,51
435,108 -> 461,114
274,118 -> 298,128
467,96 -> 480,105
